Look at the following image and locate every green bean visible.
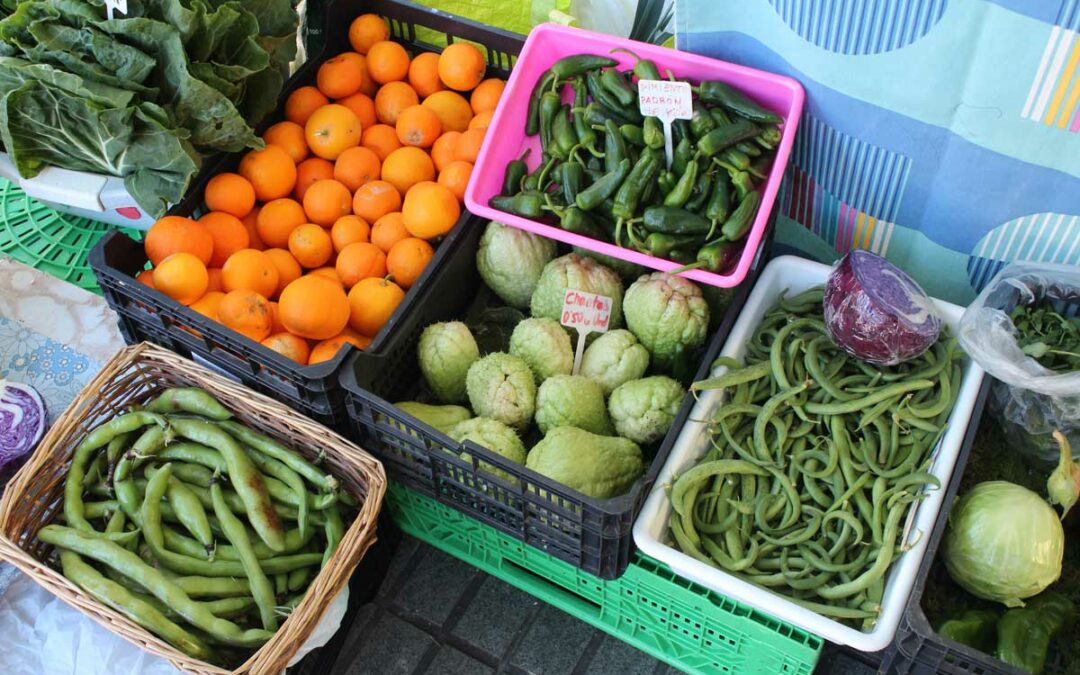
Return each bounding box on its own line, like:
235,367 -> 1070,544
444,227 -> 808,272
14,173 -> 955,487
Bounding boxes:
287,566 -> 312,592
692,360 -> 772,392
172,576 -> 250,598
322,505 -> 344,569
817,504 -> 906,599
146,388 -> 232,420
114,424 -> 169,482
804,380 -> 934,415
163,522 -> 312,561
85,500 -> 122,520
40,525 -> 274,647
60,551 -> 214,660
104,432 -> 132,487
166,476 -> 214,556
246,447 -> 309,540
169,418 -> 285,552
218,420 -> 337,491
211,479 -> 277,631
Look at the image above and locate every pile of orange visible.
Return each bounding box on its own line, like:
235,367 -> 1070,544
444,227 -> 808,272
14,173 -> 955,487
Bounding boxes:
136,14 -> 504,366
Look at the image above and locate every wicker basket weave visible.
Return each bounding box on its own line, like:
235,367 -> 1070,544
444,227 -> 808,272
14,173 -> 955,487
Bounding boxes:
0,342 -> 386,675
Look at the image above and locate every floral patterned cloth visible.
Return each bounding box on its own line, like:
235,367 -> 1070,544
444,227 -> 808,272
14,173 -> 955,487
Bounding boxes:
0,316 -> 96,423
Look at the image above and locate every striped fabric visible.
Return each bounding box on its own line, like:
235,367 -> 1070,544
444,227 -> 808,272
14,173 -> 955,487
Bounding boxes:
768,0 -> 949,55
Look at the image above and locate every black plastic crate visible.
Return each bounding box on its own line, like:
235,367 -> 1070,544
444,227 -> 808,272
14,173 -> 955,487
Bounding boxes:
339,217 -> 770,579
90,0 -> 525,429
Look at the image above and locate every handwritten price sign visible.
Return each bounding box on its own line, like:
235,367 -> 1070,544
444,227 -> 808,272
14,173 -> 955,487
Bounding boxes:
561,289 -> 613,374
104,0 -> 128,19
638,79 -> 692,168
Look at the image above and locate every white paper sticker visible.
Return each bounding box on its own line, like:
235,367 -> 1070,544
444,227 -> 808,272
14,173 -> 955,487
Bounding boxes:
104,0 -> 128,20
562,289 -> 613,374
637,79 -> 693,168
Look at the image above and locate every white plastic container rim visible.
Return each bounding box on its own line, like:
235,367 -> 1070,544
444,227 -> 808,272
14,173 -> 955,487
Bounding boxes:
633,255 -> 986,651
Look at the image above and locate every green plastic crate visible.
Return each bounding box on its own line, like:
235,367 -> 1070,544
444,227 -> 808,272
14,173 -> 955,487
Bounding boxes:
386,482 -> 823,675
0,179 -> 141,294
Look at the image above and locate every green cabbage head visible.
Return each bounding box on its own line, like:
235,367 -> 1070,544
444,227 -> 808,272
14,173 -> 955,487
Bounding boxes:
465,353 -> 536,430
417,321 -> 480,404
943,481 -> 1064,607
623,273 -> 709,373
477,221 -> 557,309
530,253 -> 624,332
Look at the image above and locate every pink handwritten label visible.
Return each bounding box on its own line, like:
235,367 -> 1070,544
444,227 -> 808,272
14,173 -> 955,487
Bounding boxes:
638,80 -> 692,121
560,289 -> 612,333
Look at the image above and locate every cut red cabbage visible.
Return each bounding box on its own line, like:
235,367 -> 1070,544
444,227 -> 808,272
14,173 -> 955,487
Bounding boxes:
823,250 -> 941,366
0,380 -> 46,469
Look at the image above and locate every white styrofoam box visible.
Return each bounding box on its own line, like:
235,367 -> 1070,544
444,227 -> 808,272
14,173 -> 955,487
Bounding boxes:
0,153 -> 156,230
633,255 -> 986,651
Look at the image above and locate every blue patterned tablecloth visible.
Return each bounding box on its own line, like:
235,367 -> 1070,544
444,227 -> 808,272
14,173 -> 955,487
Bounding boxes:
0,316 -> 96,423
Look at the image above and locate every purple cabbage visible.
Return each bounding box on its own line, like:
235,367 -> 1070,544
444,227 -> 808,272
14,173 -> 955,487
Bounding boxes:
823,250 -> 941,366
0,380 -> 46,470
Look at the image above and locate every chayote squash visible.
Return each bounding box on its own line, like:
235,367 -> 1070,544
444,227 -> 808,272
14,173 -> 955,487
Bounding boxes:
448,417 -> 526,483
526,427 -> 643,499
477,221 -> 557,309
465,352 -> 536,431
530,253 -> 624,333
418,321 -> 480,404
579,329 -> 650,395
534,374 -> 613,436
623,273 -> 709,374
394,402 -> 472,434
509,317 -> 573,384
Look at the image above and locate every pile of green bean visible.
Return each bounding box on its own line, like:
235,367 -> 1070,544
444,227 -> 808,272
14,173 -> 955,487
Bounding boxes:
42,387 -> 353,666
669,288 -> 961,628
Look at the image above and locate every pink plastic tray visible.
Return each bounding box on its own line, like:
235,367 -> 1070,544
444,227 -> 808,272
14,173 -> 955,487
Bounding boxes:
464,23 -> 805,288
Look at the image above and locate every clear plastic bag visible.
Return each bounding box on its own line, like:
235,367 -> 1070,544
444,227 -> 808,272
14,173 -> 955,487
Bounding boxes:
958,262 -> 1080,466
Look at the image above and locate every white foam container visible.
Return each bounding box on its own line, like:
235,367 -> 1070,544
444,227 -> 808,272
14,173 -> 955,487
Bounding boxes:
633,255 -> 986,652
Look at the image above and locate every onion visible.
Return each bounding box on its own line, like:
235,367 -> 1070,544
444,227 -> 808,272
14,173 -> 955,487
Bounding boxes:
823,250 -> 941,366
0,380 -> 46,470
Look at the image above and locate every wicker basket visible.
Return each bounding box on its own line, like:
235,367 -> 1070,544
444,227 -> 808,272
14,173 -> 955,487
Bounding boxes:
0,343 -> 387,675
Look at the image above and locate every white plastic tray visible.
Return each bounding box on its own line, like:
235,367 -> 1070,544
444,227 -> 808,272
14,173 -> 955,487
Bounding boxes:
633,255 -> 986,651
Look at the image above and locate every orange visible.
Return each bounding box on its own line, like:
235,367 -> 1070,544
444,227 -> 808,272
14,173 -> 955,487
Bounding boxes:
200,211 -> 250,268
256,198 -> 307,248
309,331 -> 371,364
421,90 -> 472,133
366,40 -> 410,84
395,105 -> 441,148
335,241 -> 387,288
241,207 -> 264,249
437,160 -> 472,203
204,173 -> 255,218
268,301 -> 287,334
349,14 -> 390,54
278,275 -> 350,340
402,181 -> 460,239
430,131 -> 460,172
360,124 -> 402,161
263,248 -> 302,297
154,252 -> 209,306
145,216 -> 213,266
261,332 -> 310,364
302,179 -> 352,226
408,52 -> 445,98
333,146 -> 381,191
309,267 -> 343,285
370,212 -> 409,253
338,92 -> 377,130
305,104 -> 362,160
206,268 -> 224,293
381,146 -> 435,196
218,289 -> 272,342
288,223 -> 334,269
386,237 -> 434,288
285,86 -> 330,126
221,248 -> 279,298
438,43 -> 485,91
352,180 -> 402,222
356,53 -> 378,97
136,269 -> 155,288
294,157 -> 335,202
190,291 -> 224,320
455,128 -> 486,163
317,52 -> 365,99
470,78 -> 504,114
239,145 -> 297,201
262,121 -> 308,163
374,81 -> 419,125
348,276 -> 405,336
468,110 -> 493,130
331,215 -> 370,252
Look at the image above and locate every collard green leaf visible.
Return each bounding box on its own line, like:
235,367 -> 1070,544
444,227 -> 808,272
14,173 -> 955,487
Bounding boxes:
237,63 -> 281,125
0,56 -> 135,107
29,21 -> 156,83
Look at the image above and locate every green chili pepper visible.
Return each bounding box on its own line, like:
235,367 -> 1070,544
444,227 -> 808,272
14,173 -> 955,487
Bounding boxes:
585,70 -> 626,116
620,124 -> 645,146
571,78 -> 602,158
685,169 -> 713,212
997,592 -> 1074,674
539,91 -> 561,155
721,190 -> 761,241
583,101 -> 625,127
697,80 -> 782,123
612,151 -> 659,223
668,248 -> 697,264
672,119 -> 690,145
611,47 -> 661,81
690,102 -> 717,138
731,170 -> 754,201
709,106 -> 733,126
576,158 -> 630,211
695,240 -> 740,273
558,206 -> 607,239
757,124 -> 782,148
643,116 -> 664,149
642,206 -> 713,235
550,54 -> 617,79
501,149 -> 531,196
671,137 -> 693,176
706,173 -> 732,225
644,232 -> 705,258
750,155 -> 773,179
735,141 -> 762,157
603,119 -> 628,173
699,119 -> 760,157
600,67 -> 636,106
491,192 -> 545,218
664,159 -> 698,208
552,104 -> 577,158
526,70 -> 556,136
718,147 -> 751,171
560,162 -> 585,204
937,610 -> 999,653
658,170 -> 676,196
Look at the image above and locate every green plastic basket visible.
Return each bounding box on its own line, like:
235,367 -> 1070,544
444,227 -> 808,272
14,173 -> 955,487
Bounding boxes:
0,179 -> 141,294
386,482 -> 823,675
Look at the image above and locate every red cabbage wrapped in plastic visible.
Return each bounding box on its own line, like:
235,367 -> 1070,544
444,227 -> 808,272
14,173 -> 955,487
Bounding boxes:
823,250 -> 941,366
0,380 -> 46,470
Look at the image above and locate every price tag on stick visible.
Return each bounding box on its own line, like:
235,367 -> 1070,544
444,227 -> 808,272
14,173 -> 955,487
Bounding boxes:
638,79 -> 693,168
561,289 -> 613,374
104,0 -> 128,19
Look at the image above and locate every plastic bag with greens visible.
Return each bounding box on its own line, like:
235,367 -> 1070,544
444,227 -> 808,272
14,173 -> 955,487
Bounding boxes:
958,262 -> 1080,466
